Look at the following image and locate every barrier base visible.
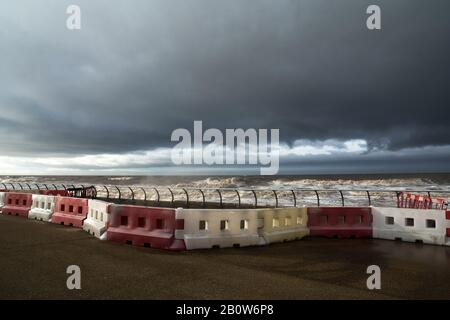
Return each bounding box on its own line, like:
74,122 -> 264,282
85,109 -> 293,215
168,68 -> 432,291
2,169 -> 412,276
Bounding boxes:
1,206 -> 30,218
374,229 -> 445,246
183,234 -> 261,250
260,228 -> 309,244
52,213 -> 85,228
28,209 -> 53,222
169,239 -> 186,251
106,228 -> 177,250
309,227 -> 372,239
83,220 -> 106,239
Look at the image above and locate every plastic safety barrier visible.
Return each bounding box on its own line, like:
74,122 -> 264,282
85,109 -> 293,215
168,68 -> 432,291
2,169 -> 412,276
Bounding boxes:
28,194 -> 55,222
307,207 -> 372,238
39,190 -> 68,196
397,192 -> 448,210
373,207 -> 448,245
83,200 -> 111,239
51,197 -> 88,228
0,192 -> 5,213
447,211 -> 450,246
2,193 -> 33,217
175,208 -> 261,250
106,204 -> 185,251
258,208 -> 309,244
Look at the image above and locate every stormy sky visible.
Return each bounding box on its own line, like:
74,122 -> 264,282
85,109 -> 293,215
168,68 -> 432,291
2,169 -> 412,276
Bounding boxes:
0,0 -> 449,175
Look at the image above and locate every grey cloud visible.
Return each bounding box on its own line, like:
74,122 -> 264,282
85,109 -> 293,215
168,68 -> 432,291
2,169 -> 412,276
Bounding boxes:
0,0 -> 449,171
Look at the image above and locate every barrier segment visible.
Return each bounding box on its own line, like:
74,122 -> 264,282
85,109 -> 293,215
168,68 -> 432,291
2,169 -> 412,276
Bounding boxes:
397,192 -> 448,210
51,197 -> 89,228
258,208 -> 309,244
28,194 -> 55,222
0,192 -> 5,213
83,200 -> 111,239
176,208 -> 261,250
39,190 -> 68,197
307,207 -> 372,238
373,207 -> 447,245
106,204 -> 185,251
2,193 -> 33,217
445,210 -> 450,246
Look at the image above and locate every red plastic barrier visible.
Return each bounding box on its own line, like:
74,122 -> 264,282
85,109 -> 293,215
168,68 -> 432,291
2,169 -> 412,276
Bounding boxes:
51,197 -> 88,228
415,195 -> 426,209
404,193 -> 423,208
435,198 -> 447,210
2,193 -> 33,217
2,193 -> 32,216
423,197 -> 433,209
307,207 -> 373,238
106,204 -> 185,251
39,190 -> 68,196
399,193 -> 447,210
446,211 -> 450,237
396,192 -> 404,208
403,193 -> 411,208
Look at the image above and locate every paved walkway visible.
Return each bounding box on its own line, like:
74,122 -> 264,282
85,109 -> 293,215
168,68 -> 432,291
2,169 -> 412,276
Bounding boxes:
1,214 -> 449,299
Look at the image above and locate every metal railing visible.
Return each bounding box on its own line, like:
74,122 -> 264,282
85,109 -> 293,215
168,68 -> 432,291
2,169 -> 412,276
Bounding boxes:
1,181 -> 449,209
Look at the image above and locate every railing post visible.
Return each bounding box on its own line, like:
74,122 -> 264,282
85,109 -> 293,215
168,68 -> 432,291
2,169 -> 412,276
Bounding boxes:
273,190 -> 278,208
199,189 -> 206,208
115,186 -> 121,200
153,188 -> 160,205
366,190 -> 371,206
103,186 -> 110,199
216,189 -> 223,208
168,188 -> 174,207
291,190 -> 297,207
141,187 -> 147,202
314,190 -> 320,207
252,190 -> 258,208
339,190 -> 344,207
182,188 -> 189,208
235,190 -> 241,208
128,187 -> 135,201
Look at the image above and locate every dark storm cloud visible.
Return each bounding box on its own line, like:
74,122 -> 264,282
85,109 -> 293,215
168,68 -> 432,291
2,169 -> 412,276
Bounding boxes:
0,0 -> 449,163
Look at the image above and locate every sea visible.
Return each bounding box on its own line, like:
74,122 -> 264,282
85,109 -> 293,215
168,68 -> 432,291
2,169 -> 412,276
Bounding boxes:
1,173 -> 449,208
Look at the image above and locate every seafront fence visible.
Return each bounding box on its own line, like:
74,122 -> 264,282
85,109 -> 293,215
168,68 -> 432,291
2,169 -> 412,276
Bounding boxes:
1,181 -> 449,209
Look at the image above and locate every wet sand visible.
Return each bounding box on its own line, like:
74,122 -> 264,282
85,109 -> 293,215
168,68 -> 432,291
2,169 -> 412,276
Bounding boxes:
0,214 -> 449,300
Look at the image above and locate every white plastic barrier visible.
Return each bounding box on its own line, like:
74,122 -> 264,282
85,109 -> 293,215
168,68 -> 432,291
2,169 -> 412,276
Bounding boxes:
28,194 -> 55,222
372,207 -> 448,245
258,208 -> 309,244
176,208 -> 262,250
0,192 -> 5,213
83,200 -> 111,239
